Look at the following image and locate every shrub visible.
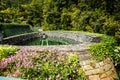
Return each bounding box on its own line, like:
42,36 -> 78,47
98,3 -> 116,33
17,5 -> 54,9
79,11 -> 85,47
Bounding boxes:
0,23 -> 33,37
89,35 -> 117,61
0,45 -> 18,60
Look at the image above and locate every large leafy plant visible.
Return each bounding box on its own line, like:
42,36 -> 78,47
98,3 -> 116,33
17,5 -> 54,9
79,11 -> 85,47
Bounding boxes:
0,45 -> 18,60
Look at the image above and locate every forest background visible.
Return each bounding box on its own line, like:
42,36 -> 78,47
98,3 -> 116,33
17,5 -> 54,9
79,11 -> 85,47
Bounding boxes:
0,0 -> 120,44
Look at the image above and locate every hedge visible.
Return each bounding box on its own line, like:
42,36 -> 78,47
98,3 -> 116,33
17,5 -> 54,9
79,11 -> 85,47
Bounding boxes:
0,23 -> 33,37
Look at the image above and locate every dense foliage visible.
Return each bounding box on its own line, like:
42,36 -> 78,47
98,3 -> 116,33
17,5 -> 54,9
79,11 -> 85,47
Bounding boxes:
0,0 -> 120,44
0,47 -> 86,80
0,23 -> 32,37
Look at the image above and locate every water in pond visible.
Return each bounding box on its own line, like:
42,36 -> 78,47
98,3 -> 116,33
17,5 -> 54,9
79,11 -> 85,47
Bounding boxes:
25,39 -> 67,45
17,37 -> 79,46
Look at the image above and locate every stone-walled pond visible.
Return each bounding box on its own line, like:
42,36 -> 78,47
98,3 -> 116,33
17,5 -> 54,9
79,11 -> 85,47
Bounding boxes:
0,31 -> 117,80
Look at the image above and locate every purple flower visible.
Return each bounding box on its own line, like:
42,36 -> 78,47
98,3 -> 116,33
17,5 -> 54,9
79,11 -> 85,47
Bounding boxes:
26,60 -> 32,67
16,62 -> 21,67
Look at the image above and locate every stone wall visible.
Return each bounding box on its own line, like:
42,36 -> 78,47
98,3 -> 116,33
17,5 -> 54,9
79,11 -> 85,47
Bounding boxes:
80,56 -> 116,80
44,32 -> 101,43
2,31 -> 101,45
2,32 -> 42,45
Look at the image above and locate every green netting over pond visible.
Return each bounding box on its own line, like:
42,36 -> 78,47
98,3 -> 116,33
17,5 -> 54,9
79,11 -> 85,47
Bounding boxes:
16,37 -> 80,46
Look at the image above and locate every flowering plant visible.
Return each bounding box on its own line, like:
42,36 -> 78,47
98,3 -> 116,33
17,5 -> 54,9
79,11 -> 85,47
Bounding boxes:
0,46 -> 86,80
